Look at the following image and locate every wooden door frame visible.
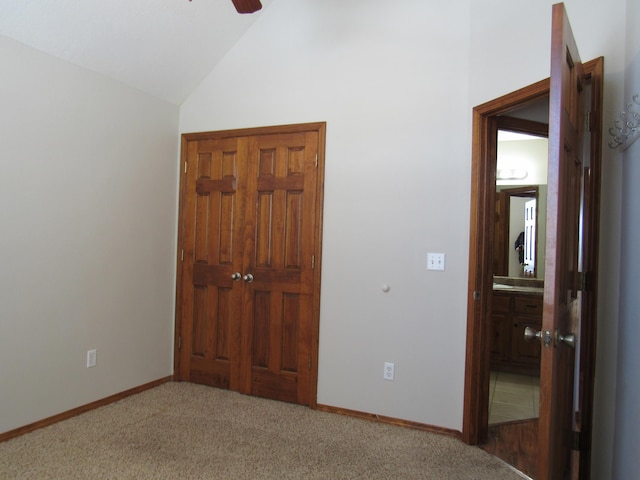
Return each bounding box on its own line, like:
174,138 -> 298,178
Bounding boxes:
462,59 -> 602,475
172,122 -> 326,408
462,76 -> 550,445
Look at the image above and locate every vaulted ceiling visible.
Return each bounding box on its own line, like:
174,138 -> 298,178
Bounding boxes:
0,0 -> 271,104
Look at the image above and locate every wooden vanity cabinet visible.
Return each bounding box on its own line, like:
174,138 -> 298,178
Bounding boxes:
490,294 -> 512,365
490,291 -> 542,375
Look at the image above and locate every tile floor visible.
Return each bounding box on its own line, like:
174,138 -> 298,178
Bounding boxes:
489,370 -> 540,424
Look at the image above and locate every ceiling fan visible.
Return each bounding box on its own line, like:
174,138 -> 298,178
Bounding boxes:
188,0 -> 262,14
230,0 -> 262,13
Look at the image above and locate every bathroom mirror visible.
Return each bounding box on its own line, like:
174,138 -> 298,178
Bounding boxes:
494,128 -> 548,281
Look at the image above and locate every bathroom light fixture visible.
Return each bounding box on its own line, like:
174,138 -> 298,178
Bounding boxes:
497,168 -> 528,180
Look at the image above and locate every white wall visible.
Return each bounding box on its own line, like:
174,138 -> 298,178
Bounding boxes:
181,1 -> 627,459
611,0 -> 640,477
0,35 -> 179,433
182,0 -> 473,430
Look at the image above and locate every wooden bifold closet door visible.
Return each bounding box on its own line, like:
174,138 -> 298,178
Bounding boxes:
174,123 -> 325,407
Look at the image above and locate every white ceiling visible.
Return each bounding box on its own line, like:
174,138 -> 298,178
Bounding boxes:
0,0 -> 270,105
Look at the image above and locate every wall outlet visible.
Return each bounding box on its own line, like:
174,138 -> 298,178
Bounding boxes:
86,349 -> 97,368
383,362 -> 395,381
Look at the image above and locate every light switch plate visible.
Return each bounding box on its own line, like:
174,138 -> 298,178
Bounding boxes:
87,349 -> 97,368
427,252 -> 445,271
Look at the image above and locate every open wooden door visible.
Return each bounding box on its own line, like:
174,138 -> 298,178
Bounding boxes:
463,4 -> 604,479
538,3 -> 585,478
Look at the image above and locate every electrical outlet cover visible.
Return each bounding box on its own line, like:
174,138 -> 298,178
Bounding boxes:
87,349 -> 97,368
383,362 -> 395,380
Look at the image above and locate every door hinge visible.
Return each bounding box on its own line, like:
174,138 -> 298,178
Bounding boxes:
178,336 -> 182,350
308,355 -> 312,370
312,255 -> 315,269
578,271 -> 589,291
585,111 -> 592,132
570,430 -> 582,451
184,161 -> 188,174
181,249 -> 184,262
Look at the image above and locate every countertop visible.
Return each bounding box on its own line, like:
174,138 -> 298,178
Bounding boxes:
492,276 -> 544,295
493,283 -> 544,295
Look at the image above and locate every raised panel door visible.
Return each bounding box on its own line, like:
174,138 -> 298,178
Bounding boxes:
539,4 -> 585,478
176,124 -> 325,407
179,137 -> 247,389
239,132 -> 319,404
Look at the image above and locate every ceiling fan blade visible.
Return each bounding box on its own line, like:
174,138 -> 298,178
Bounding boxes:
231,0 -> 262,14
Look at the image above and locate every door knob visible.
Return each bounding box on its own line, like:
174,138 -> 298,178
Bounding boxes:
524,327 -> 553,348
523,327 -> 542,342
243,273 -> 254,283
231,272 -> 242,281
555,331 -> 576,348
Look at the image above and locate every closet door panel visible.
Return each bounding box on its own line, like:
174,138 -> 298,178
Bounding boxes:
240,132 -> 319,404
179,138 -> 247,390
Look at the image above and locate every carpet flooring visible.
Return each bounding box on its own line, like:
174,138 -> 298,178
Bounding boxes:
0,382 -> 526,479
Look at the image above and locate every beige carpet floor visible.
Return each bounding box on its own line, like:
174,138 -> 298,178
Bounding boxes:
0,382 -> 525,479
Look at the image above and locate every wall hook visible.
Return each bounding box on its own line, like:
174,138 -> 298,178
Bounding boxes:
608,93 -> 640,151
